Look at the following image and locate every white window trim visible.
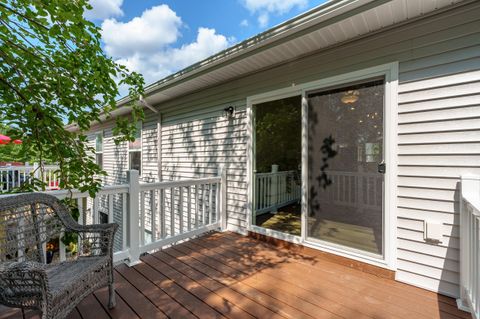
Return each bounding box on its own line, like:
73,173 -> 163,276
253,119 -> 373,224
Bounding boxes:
246,62 -> 399,270
95,131 -> 104,166
128,121 -> 143,176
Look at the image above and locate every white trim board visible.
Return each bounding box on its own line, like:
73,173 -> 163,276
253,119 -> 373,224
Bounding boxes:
246,62 -> 399,271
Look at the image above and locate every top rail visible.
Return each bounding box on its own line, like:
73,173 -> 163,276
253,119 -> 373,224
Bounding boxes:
140,176 -> 221,191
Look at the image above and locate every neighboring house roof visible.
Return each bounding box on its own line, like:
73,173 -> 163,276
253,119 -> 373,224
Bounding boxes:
75,0 -> 466,128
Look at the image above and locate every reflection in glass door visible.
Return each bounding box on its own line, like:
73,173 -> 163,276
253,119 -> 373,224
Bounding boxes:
253,96 -> 302,236
307,79 -> 385,256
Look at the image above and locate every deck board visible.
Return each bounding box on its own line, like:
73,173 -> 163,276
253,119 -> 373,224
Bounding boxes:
0,231 -> 470,319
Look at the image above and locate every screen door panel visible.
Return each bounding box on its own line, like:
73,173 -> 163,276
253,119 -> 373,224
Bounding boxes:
307,79 -> 385,256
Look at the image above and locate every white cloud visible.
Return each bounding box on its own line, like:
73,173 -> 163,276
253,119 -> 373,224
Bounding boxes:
240,0 -> 308,27
85,0 -> 123,21
100,5 -> 234,93
101,5 -> 182,58
240,19 -> 249,27
242,0 -> 308,14
258,13 -> 269,28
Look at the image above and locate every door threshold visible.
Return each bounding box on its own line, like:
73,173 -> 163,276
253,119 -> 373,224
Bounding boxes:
248,231 -> 395,280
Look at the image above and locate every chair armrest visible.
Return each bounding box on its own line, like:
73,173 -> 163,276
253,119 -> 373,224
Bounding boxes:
69,222 -> 118,234
0,261 -> 49,307
0,260 -> 48,275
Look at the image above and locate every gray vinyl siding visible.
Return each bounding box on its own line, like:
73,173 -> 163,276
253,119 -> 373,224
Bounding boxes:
86,1 -> 480,297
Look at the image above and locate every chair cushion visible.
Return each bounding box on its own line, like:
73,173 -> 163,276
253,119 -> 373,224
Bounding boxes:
46,256 -> 109,299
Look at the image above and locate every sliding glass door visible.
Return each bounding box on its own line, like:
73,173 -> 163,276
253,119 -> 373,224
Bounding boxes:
306,78 -> 386,257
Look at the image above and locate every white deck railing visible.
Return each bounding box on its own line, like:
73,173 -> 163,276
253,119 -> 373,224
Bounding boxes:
319,171 -> 382,209
458,176 -> 480,319
0,168 -> 227,265
255,167 -> 301,214
0,164 -> 60,192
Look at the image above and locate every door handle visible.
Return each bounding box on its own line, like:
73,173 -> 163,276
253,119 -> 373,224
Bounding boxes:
378,162 -> 386,174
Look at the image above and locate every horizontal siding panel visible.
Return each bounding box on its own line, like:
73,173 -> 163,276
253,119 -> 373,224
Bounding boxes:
398,130 -> 480,144
398,166 -> 480,178
397,176 -> 459,189
162,117 -> 245,133
399,40 -> 480,75
398,142 -> 480,155
398,197 -> 456,213
398,155 -> 480,166
397,228 -> 459,249
397,259 -> 459,285
398,105 -> 480,124
397,249 -> 459,273
396,271 -> 459,297
400,55 -> 480,84
399,69 -> 480,92
398,118 -> 480,134
162,135 -> 248,146
399,81 -> 480,104
161,138 -> 247,149
397,238 -> 459,261
397,187 -> 456,201
398,94 -> 480,113
162,127 -> 246,140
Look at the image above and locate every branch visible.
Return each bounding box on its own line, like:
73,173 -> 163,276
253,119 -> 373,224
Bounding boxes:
0,3 -> 49,31
0,75 -> 30,104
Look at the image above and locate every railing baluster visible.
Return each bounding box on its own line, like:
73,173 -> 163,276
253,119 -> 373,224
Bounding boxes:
215,182 -> 220,223
208,183 -> 213,224
201,184 -> 206,225
151,190 -> 156,242
108,194 -> 114,223
170,187 -> 175,236
93,196 -> 99,224
160,188 -> 166,238
195,185 -> 199,228
179,186 -> 184,233
187,186 -> 192,231
140,191 -> 145,245
122,193 -> 127,252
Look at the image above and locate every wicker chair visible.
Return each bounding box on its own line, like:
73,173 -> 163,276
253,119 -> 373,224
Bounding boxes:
0,193 -> 118,319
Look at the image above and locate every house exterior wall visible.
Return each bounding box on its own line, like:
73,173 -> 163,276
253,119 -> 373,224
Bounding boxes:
89,1 -> 480,298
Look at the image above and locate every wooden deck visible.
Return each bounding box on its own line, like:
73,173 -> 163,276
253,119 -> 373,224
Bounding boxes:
0,231 -> 470,319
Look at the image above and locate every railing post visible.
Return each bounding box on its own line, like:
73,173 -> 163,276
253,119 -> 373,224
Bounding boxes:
127,170 -> 141,265
270,164 -> 279,213
457,175 -> 480,315
219,165 -> 227,231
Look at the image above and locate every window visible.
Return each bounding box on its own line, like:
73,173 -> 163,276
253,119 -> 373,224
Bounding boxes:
128,122 -> 142,175
95,132 -> 103,169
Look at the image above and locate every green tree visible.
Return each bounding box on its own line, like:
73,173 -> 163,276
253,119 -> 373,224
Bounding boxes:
255,96 -> 302,173
0,0 -> 145,195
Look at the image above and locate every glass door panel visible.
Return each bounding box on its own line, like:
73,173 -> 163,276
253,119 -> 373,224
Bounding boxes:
307,79 -> 385,256
253,96 -> 302,236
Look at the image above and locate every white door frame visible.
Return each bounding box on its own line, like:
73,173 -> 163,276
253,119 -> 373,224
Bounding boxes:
246,86 -> 304,243
246,62 -> 399,270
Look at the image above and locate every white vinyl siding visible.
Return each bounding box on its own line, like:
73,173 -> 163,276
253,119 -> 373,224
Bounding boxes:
85,1 -> 480,298
161,104 -> 248,231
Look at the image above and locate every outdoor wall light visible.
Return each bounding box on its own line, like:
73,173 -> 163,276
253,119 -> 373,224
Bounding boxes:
224,106 -> 235,118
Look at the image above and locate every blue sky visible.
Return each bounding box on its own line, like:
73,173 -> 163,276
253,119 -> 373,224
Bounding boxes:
85,0 -> 327,87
